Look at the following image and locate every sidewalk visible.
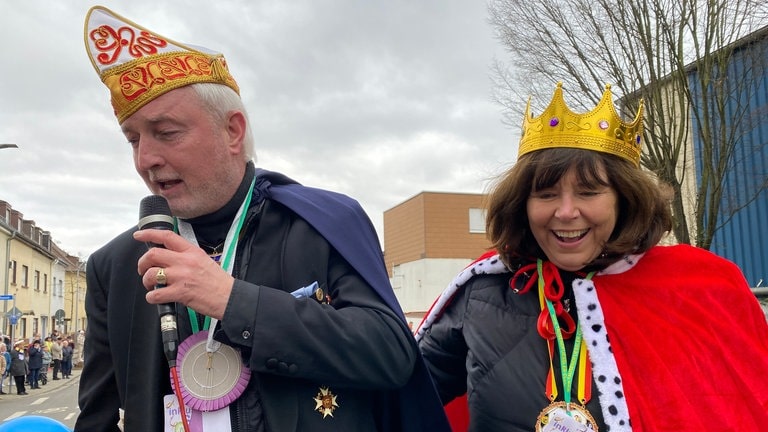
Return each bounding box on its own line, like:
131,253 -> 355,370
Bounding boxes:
2,366 -> 81,398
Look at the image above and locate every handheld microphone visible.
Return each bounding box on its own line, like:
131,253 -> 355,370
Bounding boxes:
138,195 -> 179,367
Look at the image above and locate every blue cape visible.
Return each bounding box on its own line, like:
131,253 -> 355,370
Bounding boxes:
256,168 -> 450,431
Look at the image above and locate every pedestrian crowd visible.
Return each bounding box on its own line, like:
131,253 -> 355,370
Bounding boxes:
0,330 -> 81,396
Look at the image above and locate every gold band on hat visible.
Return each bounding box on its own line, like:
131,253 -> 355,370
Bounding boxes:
100,51 -> 239,123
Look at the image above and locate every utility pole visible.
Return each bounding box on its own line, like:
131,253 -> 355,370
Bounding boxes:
74,259 -> 82,333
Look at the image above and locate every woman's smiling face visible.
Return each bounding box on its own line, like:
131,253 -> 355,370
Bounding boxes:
526,164 -> 618,271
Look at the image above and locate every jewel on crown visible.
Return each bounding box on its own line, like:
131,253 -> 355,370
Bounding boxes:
518,82 -> 644,166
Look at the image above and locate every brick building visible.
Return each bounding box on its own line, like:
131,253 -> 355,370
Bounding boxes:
383,192 -> 490,329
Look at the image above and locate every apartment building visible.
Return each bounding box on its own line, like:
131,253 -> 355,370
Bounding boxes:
0,200 -> 86,341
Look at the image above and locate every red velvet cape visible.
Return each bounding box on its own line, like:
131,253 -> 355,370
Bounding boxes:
591,245 -> 768,430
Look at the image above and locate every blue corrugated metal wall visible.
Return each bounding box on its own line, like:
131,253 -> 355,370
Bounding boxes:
689,31 -> 768,287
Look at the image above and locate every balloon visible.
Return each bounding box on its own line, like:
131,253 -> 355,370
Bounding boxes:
0,416 -> 71,431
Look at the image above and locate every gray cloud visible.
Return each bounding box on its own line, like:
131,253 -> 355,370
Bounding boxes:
0,0 -> 517,258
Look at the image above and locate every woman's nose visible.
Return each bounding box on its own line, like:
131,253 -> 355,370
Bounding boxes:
554,195 -> 580,219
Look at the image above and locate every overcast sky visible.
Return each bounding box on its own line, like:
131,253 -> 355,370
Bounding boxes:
0,0 -> 517,259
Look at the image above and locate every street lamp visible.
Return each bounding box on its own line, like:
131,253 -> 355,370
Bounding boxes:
0,143 -> 19,150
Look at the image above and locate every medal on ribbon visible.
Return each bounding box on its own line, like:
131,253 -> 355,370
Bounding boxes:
175,330 -> 251,412
172,178 -> 256,413
522,261 -> 599,432
537,401 -> 597,432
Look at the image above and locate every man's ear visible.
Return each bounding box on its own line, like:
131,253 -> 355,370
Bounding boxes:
225,111 -> 247,155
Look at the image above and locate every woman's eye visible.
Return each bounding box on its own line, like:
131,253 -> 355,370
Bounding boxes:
533,191 -> 556,199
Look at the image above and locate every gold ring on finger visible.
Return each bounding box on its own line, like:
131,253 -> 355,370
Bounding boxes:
156,268 -> 167,286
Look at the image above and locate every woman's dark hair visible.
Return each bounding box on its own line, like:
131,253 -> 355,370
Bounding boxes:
486,148 -> 672,270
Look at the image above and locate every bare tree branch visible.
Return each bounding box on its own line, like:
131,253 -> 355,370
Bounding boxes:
489,0 -> 768,249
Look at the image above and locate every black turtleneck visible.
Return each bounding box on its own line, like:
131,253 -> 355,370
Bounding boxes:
182,161 -> 256,252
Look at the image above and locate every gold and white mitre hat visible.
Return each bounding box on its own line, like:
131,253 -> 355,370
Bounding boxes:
84,5 -> 240,123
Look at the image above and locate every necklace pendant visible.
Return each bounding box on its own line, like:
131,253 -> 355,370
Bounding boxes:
536,401 -> 598,432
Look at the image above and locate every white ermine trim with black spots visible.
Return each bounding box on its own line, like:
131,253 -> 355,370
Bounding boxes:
414,254 -> 506,341
572,254 -> 642,432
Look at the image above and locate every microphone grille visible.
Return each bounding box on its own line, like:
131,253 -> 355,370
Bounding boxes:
138,195 -> 174,231
139,195 -> 172,219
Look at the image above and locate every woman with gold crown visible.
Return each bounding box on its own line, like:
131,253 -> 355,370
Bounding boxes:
415,82 -> 768,431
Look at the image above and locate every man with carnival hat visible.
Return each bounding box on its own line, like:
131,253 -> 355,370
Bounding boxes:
9,340 -> 28,396
77,6 -> 449,432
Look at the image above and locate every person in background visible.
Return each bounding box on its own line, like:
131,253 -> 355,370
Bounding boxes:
40,344 -> 52,385
0,342 -> 7,395
61,340 -> 73,379
9,341 -> 28,396
416,82 -> 768,431
26,340 -> 42,389
76,6 -> 448,432
50,337 -> 62,380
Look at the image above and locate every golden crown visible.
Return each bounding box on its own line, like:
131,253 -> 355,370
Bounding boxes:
518,82 -> 643,166
84,6 -> 240,124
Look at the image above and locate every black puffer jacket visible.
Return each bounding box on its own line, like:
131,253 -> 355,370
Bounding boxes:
418,271 -> 606,431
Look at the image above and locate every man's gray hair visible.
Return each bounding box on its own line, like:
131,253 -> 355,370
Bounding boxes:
191,83 -> 256,162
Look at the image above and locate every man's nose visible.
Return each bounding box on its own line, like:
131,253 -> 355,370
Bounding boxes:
134,138 -> 164,171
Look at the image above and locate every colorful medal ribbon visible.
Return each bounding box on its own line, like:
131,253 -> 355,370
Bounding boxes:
172,178 -> 256,412
535,260 -> 594,410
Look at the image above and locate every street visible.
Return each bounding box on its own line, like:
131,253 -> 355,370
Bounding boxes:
0,367 -> 80,430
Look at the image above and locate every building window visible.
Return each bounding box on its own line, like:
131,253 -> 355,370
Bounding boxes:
469,208 -> 487,233
43,274 -> 48,294
22,265 -> 29,288
391,265 -> 404,289
34,270 -> 41,291
10,260 -> 16,285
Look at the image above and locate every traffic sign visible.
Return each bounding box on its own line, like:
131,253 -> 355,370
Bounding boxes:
0,294 -> 12,300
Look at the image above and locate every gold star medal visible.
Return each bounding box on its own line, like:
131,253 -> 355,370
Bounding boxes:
313,386 -> 339,418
